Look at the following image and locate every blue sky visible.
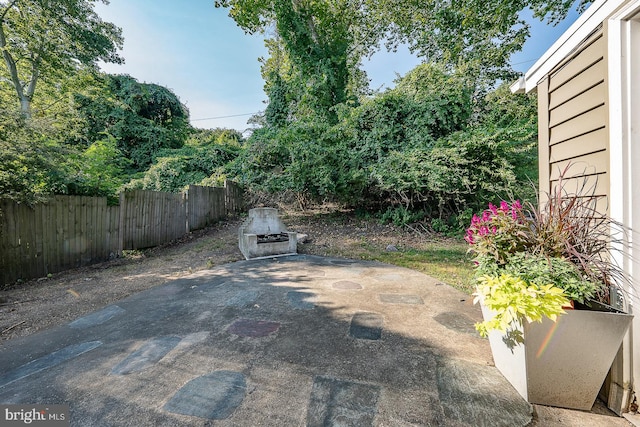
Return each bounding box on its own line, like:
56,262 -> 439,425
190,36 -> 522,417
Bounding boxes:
95,1 -> 581,131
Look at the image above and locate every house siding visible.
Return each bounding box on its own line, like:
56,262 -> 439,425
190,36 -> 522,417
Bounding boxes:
537,27 -> 609,213
526,0 -> 640,415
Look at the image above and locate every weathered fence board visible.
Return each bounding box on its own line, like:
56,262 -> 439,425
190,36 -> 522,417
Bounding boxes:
0,182 -> 243,285
225,181 -> 243,215
0,196 -> 120,285
188,185 -> 226,231
120,190 -> 187,250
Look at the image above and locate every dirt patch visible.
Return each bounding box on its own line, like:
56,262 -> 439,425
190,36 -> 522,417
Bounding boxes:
0,211 -> 426,346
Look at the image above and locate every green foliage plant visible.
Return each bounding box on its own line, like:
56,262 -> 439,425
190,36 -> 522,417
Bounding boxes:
429,218 -> 451,234
467,201 -> 574,341
0,0 -> 123,116
473,274 -> 570,344
467,167 -> 630,340
476,253 -> 598,304
380,206 -> 424,227
71,135 -> 132,204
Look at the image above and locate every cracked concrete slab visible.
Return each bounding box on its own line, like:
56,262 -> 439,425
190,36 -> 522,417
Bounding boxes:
0,255 -> 620,426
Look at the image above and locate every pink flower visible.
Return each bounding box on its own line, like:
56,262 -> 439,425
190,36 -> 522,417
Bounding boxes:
500,200 -> 509,212
465,232 -> 474,244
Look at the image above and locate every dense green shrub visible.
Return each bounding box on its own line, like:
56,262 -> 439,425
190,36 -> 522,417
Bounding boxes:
380,206 -> 425,227
66,135 -> 132,203
125,139 -> 241,193
1,59 -> 537,229
74,74 -> 191,171
370,126 -> 535,218
230,122 -> 348,200
233,66 -> 538,226
0,110 -> 73,204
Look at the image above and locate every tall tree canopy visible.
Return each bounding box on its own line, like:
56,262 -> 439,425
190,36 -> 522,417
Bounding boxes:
0,0 -> 123,116
216,0 -> 592,103
215,0 -> 374,123
366,0 -> 592,81
74,73 -> 191,171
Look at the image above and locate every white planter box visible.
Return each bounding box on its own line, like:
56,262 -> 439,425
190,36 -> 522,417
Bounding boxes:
481,303 -> 632,410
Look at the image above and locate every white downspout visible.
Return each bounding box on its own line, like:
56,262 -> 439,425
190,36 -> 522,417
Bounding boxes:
607,5 -> 640,417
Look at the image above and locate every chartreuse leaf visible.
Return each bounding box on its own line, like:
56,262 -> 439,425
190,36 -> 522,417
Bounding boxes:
473,274 -> 569,339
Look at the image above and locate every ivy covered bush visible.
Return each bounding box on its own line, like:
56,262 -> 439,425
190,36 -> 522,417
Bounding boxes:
231,64 -> 538,227
125,129 -> 243,192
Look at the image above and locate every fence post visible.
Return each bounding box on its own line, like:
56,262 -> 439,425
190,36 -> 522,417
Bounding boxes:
118,191 -> 125,255
184,190 -> 189,234
225,180 -> 243,217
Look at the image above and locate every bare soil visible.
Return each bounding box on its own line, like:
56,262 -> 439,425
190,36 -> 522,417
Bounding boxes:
0,211 -> 420,346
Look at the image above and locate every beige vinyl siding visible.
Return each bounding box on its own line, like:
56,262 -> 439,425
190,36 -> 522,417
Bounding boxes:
548,35 -> 605,92
537,27 -> 609,211
549,81 -> 606,127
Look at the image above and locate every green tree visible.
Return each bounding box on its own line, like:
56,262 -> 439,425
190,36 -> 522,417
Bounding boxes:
365,0 -> 592,81
0,108 -> 74,204
74,73 -> 191,171
0,0 -> 123,116
125,130 -> 242,192
258,36 -> 304,127
216,0 -> 372,122
67,135 -> 131,203
218,0 -> 592,98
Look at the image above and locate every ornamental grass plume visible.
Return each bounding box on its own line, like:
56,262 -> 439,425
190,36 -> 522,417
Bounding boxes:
467,163 -> 631,308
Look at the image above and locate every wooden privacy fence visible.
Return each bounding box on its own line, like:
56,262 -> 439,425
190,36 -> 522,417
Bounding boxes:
0,182 -> 243,286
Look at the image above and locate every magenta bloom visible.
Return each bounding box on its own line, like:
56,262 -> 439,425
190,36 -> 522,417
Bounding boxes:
467,200 -> 528,252
465,230 -> 474,244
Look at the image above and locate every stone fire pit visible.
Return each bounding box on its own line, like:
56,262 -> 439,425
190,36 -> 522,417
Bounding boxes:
238,208 -> 297,260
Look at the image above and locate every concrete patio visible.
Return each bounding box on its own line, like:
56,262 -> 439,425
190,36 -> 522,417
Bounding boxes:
0,255 -> 630,426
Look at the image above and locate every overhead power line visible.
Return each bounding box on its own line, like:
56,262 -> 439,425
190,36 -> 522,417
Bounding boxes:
191,112 -> 259,122
511,58 -> 538,66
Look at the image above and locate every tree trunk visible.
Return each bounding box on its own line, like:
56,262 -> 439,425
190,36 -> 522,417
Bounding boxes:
0,2 -> 32,117
19,97 -> 32,117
